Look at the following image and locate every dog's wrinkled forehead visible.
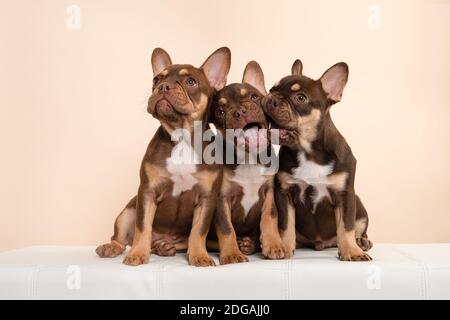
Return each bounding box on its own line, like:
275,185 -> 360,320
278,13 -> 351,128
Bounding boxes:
216,83 -> 261,109
270,75 -> 320,97
155,64 -> 209,88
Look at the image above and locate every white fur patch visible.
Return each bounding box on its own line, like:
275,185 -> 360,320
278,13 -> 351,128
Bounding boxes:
166,140 -> 199,197
230,164 -> 267,216
286,152 -> 348,213
293,153 -> 333,186
293,153 -> 333,209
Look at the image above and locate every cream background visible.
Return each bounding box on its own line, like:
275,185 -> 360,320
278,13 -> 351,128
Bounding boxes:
1,0 -> 449,251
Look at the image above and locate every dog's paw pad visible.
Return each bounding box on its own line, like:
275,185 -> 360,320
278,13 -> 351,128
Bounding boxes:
356,238 -> 373,252
238,237 -> 257,255
339,251 -> 372,262
95,242 -> 125,258
313,241 -> 325,251
262,245 -> 286,260
220,252 -> 249,265
152,240 -> 176,256
123,253 -> 149,266
189,255 -> 216,267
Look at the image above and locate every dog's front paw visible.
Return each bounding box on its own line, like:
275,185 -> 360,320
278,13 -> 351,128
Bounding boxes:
281,129 -> 300,147
261,240 -> 286,260
188,254 -> 216,267
338,248 -> 372,262
152,239 -> 176,256
238,237 -> 258,255
220,252 -> 249,265
123,252 -> 149,266
356,237 -> 373,252
96,240 -> 125,258
281,240 -> 296,258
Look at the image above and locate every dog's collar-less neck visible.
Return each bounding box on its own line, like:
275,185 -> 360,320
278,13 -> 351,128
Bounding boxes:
288,112 -> 331,153
286,114 -> 345,167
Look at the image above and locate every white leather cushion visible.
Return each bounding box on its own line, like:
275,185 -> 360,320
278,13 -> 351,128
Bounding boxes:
0,244 -> 449,299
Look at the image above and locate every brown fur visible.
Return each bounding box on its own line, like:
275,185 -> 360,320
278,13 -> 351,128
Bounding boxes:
209,61 -> 289,260
263,60 -> 372,261
96,48 -> 231,266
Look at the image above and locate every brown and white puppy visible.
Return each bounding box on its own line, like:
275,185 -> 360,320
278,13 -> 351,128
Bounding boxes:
96,47 -> 231,266
262,60 -> 373,261
210,61 -> 291,261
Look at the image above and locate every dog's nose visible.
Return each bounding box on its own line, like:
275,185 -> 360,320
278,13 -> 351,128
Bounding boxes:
233,106 -> 248,119
266,96 -> 280,108
158,82 -> 170,93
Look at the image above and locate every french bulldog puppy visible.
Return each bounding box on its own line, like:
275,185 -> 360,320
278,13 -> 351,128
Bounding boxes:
262,60 -> 372,261
209,61 -> 292,261
96,47 -> 231,266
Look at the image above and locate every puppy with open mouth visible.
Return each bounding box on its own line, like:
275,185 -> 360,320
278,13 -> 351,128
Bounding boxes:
209,61 -> 293,262
262,60 -> 372,261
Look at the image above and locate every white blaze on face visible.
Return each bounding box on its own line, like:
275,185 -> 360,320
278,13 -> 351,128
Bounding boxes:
230,164 -> 267,216
166,139 -> 199,197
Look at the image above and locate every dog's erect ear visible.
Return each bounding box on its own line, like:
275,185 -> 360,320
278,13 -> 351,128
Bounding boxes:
319,62 -> 349,103
151,48 -> 172,76
291,59 -> 303,76
201,47 -> 231,91
242,61 -> 267,95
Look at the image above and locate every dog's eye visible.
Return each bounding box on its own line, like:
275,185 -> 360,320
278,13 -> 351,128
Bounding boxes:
216,108 -> 225,117
153,77 -> 160,86
250,94 -> 259,101
186,77 -> 197,86
296,93 -> 307,103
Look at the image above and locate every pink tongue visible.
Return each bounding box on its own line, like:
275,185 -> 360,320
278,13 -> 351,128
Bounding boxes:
244,127 -> 258,146
244,128 -> 268,146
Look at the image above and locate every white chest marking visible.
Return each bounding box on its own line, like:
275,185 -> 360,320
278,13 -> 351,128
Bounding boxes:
230,164 -> 267,216
290,152 -> 334,211
166,140 -> 199,197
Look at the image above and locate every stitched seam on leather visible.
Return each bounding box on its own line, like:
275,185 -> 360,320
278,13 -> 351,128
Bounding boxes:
31,266 -> 39,300
423,263 -> 430,300
281,259 -> 289,300
27,268 -> 33,299
391,245 -> 428,300
287,259 -> 292,299
159,257 -> 171,300
157,259 -> 163,300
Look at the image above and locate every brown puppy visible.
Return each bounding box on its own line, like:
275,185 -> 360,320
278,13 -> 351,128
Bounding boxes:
96,47 -> 231,266
262,60 -> 373,261
210,61 -> 291,261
